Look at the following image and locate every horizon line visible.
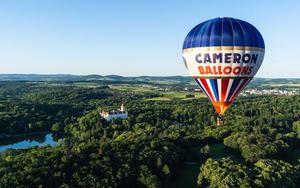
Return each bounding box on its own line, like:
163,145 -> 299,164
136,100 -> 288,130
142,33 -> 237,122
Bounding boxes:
0,73 -> 299,79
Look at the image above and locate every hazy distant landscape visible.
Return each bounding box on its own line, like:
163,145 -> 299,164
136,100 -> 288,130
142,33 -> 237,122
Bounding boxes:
0,75 -> 299,187
1,74 -> 300,87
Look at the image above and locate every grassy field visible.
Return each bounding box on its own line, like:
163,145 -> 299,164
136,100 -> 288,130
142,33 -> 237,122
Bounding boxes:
111,85 -> 206,101
110,85 -> 154,92
37,82 -> 103,88
171,143 -> 244,188
147,91 -> 206,101
262,83 -> 300,87
171,163 -> 199,188
209,143 -> 243,163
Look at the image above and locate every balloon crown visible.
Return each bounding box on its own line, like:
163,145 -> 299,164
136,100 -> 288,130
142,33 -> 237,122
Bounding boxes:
183,17 -> 265,50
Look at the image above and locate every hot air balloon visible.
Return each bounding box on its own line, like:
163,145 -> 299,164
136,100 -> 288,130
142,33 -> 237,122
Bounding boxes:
182,17 -> 265,125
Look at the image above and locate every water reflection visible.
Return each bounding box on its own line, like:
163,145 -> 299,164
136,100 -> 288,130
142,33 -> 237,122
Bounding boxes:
0,133 -> 61,152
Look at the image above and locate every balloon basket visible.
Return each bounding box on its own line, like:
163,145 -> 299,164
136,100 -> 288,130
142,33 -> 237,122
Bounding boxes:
217,115 -> 224,126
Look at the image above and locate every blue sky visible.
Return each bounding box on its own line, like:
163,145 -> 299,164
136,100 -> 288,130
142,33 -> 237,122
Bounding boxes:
0,0 -> 299,78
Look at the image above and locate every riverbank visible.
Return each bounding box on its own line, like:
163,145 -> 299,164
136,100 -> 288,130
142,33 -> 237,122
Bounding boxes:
0,131 -> 64,139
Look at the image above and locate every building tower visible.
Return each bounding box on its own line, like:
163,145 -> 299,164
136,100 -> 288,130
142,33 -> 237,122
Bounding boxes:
120,103 -> 125,112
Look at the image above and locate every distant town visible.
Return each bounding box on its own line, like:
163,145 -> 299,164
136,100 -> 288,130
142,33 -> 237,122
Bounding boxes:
196,87 -> 299,96
240,88 -> 299,96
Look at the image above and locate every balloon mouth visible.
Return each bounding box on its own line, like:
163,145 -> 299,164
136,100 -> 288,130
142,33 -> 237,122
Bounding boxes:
211,101 -> 231,115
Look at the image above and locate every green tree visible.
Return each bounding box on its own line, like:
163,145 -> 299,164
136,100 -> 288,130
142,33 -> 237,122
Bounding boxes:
51,122 -> 62,132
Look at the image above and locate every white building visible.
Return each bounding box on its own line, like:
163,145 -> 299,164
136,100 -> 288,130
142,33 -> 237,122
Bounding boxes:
243,88 -> 299,96
99,104 -> 128,121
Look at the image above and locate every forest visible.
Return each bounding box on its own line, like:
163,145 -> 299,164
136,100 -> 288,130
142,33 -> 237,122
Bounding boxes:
0,80 -> 299,188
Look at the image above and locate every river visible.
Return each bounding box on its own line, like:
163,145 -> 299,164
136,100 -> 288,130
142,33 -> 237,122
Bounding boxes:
0,133 -> 62,152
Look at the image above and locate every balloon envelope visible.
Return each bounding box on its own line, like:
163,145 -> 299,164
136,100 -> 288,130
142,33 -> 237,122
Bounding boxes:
182,17 -> 265,115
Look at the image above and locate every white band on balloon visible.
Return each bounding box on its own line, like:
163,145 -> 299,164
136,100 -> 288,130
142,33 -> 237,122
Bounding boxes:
182,46 -> 265,78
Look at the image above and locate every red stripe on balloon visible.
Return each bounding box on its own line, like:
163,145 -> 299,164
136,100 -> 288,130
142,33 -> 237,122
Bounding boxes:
199,79 -> 215,102
221,79 -> 229,102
